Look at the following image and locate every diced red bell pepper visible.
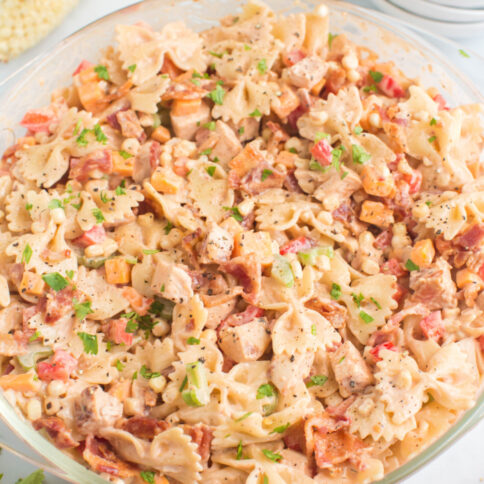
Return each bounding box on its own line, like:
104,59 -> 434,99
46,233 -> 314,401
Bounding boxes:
73,225 -> 106,248
370,341 -> 397,361
280,236 -> 315,255
106,319 -> 134,346
37,350 -> 78,382
20,111 -> 54,134
72,60 -> 93,76
310,139 -> 332,167
378,74 -> 405,98
282,49 -> 306,67
420,311 -> 444,343
403,169 -> 422,195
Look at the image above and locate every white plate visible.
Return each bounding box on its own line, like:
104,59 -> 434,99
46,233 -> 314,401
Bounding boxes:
391,0 -> 484,21
370,0 -> 484,38
426,0 -> 484,8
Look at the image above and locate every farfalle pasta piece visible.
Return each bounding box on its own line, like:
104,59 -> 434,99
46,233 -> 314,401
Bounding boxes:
128,75 -> 170,113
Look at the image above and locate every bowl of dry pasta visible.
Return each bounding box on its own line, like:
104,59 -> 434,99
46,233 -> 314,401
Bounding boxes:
0,0 -> 483,483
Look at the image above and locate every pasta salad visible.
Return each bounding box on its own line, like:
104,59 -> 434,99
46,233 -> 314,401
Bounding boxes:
0,2 -> 483,483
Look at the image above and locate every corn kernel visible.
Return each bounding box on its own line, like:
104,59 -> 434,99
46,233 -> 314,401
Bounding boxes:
50,207 -> 66,224
121,137 -> 140,155
26,398 -> 42,421
44,397 -> 60,415
237,198 -> 255,216
369,112 -> 381,128
151,126 -> 171,144
84,243 -> 104,258
149,375 -> 167,393
456,269 -> 482,289
342,53 -> 358,70
47,380 -> 66,397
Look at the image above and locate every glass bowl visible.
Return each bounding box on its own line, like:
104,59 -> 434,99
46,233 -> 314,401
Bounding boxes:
0,1 -> 483,482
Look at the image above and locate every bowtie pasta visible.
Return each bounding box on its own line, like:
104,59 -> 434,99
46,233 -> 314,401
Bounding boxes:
0,2 -> 483,483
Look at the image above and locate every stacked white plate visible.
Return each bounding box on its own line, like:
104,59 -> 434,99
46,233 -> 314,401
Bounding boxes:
371,0 -> 484,38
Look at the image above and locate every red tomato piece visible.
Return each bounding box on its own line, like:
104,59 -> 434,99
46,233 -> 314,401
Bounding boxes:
403,169 -> 422,195
72,225 -> 106,248
105,319 -> 134,346
310,139 -> 332,167
72,60 -> 93,76
37,350 -> 77,382
378,74 -> 405,98
433,94 -> 449,111
370,341 -> 397,361
280,236 -> 315,255
420,311 -> 444,343
20,111 -> 53,133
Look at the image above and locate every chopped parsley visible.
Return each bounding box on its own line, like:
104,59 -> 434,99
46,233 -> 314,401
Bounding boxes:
140,365 -> 161,379
206,166 -> 216,177
405,259 -> 420,271
187,337 -> 200,345
128,64 -> 137,73
249,108 -> 262,117
77,332 -> 98,355
363,84 -> 378,93
330,282 -> 341,300
200,148 -> 212,156
73,299 -> 93,320
119,150 -> 133,159
370,297 -> 382,310
42,272 -> 68,291
352,292 -> 364,308
125,319 -> 139,333
369,70 -> 383,83
143,249 -> 160,255
306,375 -> 328,388
164,221 -> 174,234
223,206 -> 243,222
352,144 -> 371,164
92,208 -> 105,224
115,360 -> 125,371
311,324 -> 317,336
25,203 -> 33,211
256,383 -> 276,399
100,191 -> 113,203
309,159 -> 325,172
236,441 -> 243,460
28,331 -> 40,343
328,32 -> 338,48
21,243 -> 32,264
235,411 -> 253,422
140,471 -> 155,484
208,50 -> 225,58
73,119 -> 81,136
203,121 -> 216,131
93,123 -> 107,144
354,126 -> 363,135
270,423 -> 290,434
257,58 -> 268,75
244,44 -> 252,51
94,64 -> 109,81
261,169 -> 273,181
359,310 -> 374,324
428,135 -> 436,143
48,199 -> 63,210
430,117 -> 437,126
207,84 -> 226,105
238,126 -> 245,135
458,49 -> 470,58
262,449 -> 282,462
288,147 -> 297,154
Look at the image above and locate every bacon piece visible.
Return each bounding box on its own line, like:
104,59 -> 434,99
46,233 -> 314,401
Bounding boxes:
280,236 -> 315,255
479,335 -> 484,352
378,74 -> 405,98
283,170 -> 303,193
305,297 -> 347,329
381,258 -> 406,277
37,349 -> 77,382
69,150 -> 113,181
83,435 -> 137,478
284,420 -> 306,453
44,287 -> 74,324
116,109 -> 145,141
221,254 -> 261,305
420,311 -> 444,343
132,140 -> 161,183
374,228 -> 393,250
310,139 -> 332,167
393,283 -> 407,303
402,169 -> 422,195
282,49 -> 307,67
324,67 -> 346,96
73,225 -> 106,248
369,341 -> 397,361
102,319 -> 133,346
106,106 -> 129,130
183,423 -> 213,464
120,416 -> 170,440
218,305 -> 264,331
388,303 -> 429,327
457,223 -> 484,250
121,287 -> 152,316
33,417 -> 79,449
234,163 -> 285,196
287,104 -> 307,132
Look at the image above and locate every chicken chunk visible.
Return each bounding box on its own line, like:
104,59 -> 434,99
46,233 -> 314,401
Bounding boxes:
217,316 -> 270,363
171,101 -> 211,140
313,169 -> 362,211
285,56 -> 328,89
409,257 -> 457,310
199,223 -> 234,264
329,341 -> 373,397
210,121 -> 242,167
133,140 -> 161,183
116,109 -> 144,139
73,386 -> 123,435
150,257 -> 194,303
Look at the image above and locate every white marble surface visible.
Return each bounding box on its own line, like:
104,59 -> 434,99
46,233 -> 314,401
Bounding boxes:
0,1 -> 483,482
